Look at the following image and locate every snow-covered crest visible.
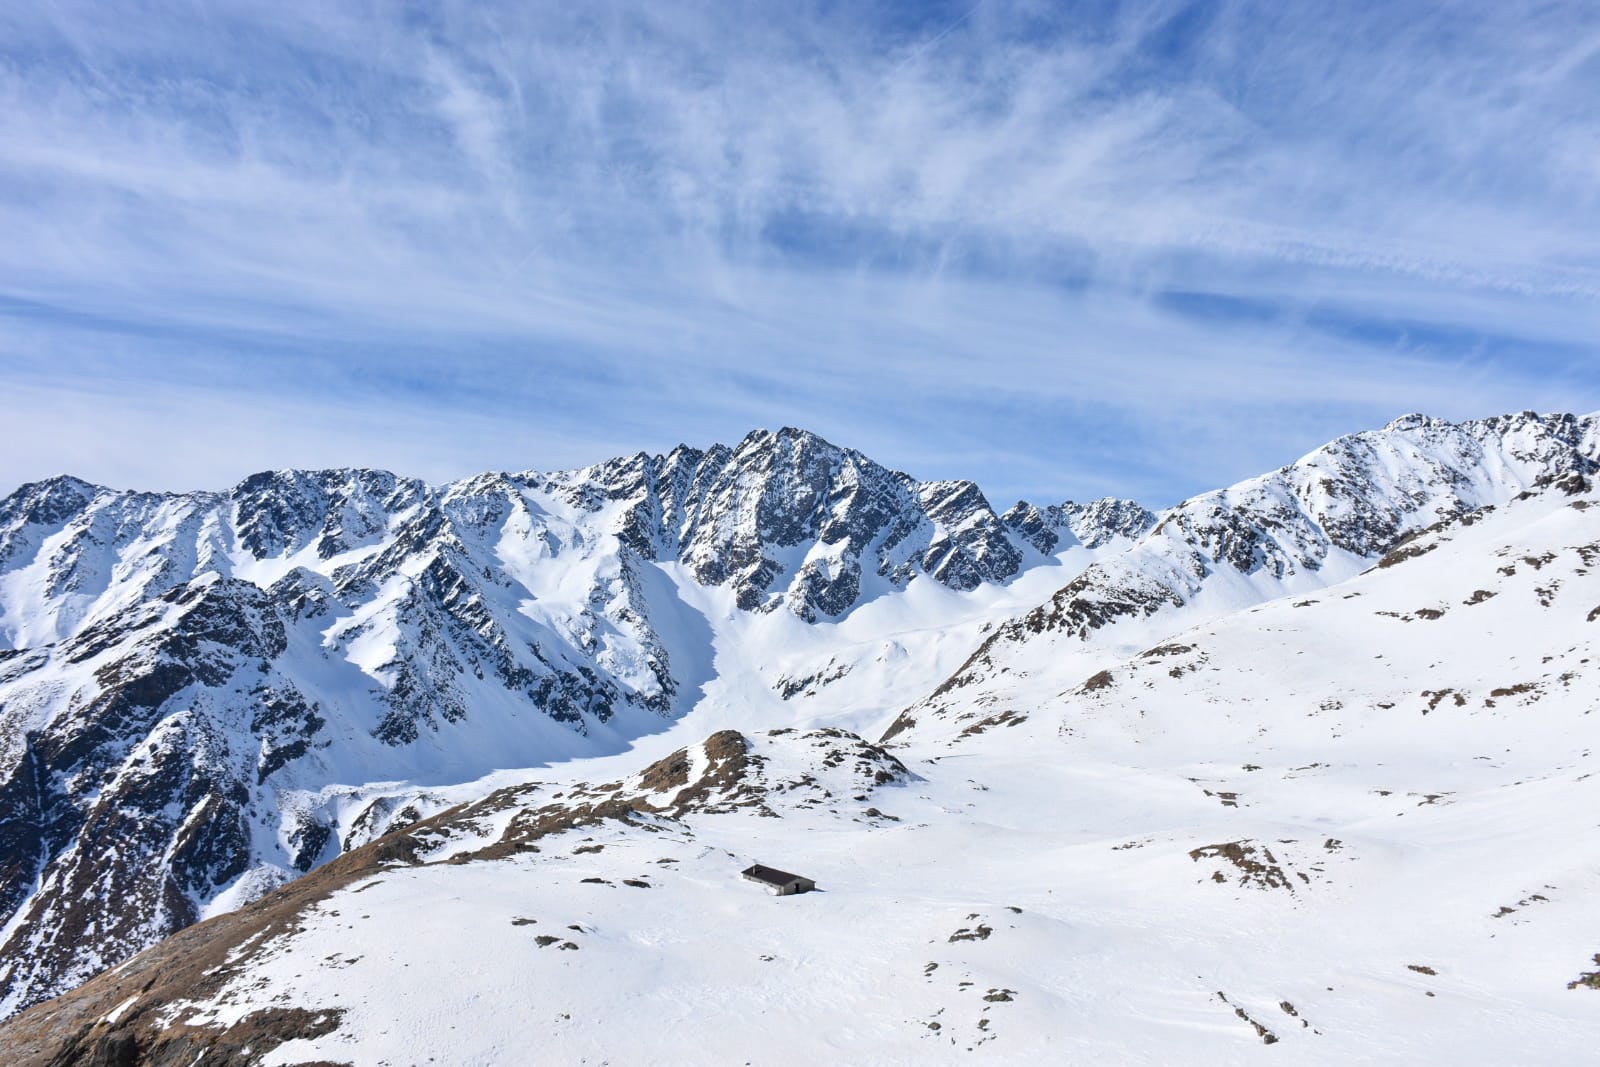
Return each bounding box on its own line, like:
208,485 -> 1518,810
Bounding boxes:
891,410 -> 1600,742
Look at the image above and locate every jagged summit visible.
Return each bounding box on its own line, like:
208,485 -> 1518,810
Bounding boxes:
1001,497 -> 1156,554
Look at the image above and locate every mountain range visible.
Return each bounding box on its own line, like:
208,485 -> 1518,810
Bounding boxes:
0,410 -> 1597,1064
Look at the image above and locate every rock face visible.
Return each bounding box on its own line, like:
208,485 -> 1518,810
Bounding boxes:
1001,497 -> 1155,554
0,579 -> 294,1010
556,427 -> 1054,620
0,427 -> 1134,1017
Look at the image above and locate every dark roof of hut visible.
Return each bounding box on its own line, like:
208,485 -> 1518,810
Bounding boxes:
742,864 -> 809,886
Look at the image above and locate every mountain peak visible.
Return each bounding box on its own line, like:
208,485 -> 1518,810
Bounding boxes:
1,473 -> 104,511
732,425 -> 848,457
1382,412 -> 1434,431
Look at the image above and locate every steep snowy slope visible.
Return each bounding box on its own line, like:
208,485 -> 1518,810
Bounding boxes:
889,410 -> 1599,742
0,428 -> 1146,1016
3,478 -> 1596,1065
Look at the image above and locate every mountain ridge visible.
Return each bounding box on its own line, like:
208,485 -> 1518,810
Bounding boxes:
3,460 -> 1597,1064
885,409 -> 1599,743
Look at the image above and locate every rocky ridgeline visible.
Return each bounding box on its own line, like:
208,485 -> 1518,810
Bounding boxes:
542,427 -> 1150,619
1010,412 -> 1599,641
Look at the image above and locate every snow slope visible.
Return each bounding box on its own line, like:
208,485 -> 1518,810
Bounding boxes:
891,410 -> 1599,742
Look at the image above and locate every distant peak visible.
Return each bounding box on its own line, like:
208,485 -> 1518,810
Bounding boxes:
735,425 -> 837,450
1382,412 -> 1434,432
33,473 -> 102,495
2,474 -> 105,515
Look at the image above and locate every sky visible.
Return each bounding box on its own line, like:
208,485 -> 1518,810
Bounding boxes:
1,0 -> 1598,508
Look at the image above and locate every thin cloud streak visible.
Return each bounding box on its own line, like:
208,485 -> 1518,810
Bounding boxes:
2,268 -> 1587,507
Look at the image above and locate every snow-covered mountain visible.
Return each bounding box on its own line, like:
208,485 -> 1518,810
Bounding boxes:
0,427 -> 1148,1017
889,411 -> 1599,742
1,411 -> 1598,1065
2,446 -> 1598,1065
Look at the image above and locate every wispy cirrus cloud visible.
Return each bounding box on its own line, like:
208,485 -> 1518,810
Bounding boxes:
0,1 -> 1596,505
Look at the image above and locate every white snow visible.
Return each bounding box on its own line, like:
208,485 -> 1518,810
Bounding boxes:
5,414 -> 1600,1061
155,484 -> 1600,1065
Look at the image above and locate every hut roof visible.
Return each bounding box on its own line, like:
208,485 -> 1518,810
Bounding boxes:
742,864 -> 809,886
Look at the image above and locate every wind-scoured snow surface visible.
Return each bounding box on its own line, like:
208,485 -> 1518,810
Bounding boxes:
1,411 -> 1599,1066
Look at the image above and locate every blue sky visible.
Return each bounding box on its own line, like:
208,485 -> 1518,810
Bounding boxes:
1,0 -> 1597,508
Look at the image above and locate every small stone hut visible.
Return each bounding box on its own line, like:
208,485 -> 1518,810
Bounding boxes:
741,864 -> 816,896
